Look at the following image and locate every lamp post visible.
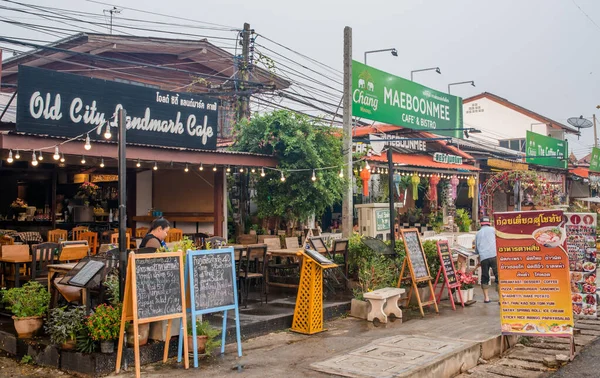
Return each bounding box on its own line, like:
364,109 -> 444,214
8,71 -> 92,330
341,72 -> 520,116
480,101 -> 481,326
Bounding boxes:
411,67 -> 441,81
448,80 -> 475,94
364,48 -> 397,64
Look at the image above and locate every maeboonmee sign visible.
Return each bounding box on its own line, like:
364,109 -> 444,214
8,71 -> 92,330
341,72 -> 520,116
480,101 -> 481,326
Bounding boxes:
16,66 -> 218,150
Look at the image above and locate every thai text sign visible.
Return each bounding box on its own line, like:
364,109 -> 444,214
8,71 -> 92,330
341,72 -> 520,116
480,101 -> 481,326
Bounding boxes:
16,66 -> 218,150
352,61 -> 463,138
433,153 -> 462,165
495,210 -> 573,336
589,147 -> 600,173
525,131 -> 567,169
375,209 -> 390,232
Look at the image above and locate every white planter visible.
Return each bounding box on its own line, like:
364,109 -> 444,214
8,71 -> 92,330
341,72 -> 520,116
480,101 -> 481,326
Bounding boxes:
350,299 -> 369,320
468,288 -> 474,301
460,289 -> 469,302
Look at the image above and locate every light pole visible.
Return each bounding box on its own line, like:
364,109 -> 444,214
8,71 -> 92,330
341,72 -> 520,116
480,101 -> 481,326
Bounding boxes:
364,48 -> 397,64
411,67 -> 441,81
448,80 -> 475,94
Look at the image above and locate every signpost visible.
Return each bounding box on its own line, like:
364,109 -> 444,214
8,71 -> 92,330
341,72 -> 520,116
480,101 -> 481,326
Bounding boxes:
116,252 -> 188,378
589,147 -> 600,173
432,241 -> 464,310
525,131 -> 568,169
397,229 -> 439,317
375,209 -> 390,232
495,210 -> 574,359
178,248 -> 242,368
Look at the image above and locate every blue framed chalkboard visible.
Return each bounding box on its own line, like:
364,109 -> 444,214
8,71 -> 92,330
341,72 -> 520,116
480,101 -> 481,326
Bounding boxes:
177,248 -> 242,368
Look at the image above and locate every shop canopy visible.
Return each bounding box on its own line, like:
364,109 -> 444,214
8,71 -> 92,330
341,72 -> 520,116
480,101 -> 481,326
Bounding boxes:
569,167 -> 589,179
367,151 -> 480,171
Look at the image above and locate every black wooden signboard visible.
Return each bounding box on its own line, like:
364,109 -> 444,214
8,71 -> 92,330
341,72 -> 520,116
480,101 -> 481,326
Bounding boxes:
135,256 -> 183,319
438,241 -> 457,285
192,252 -> 235,311
403,230 -> 430,279
68,260 -> 105,287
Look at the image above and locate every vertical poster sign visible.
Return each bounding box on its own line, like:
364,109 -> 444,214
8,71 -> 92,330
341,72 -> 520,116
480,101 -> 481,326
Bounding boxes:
495,210 -> 574,336
564,213 -> 597,318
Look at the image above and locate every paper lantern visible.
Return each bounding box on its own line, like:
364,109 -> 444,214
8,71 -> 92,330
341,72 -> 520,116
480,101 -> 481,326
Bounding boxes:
467,176 -> 476,198
450,174 -> 459,200
429,174 -> 440,203
360,167 -> 371,197
411,173 -> 420,200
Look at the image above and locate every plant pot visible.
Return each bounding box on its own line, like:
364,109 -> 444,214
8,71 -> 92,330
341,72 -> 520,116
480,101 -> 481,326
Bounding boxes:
468,288 -> 474,301
61,339 -> 77,350
12,316 -> 43,338
100,340 -> 115,354
460,289 -> 469,302
187,335 -> 208,354
126,322 -> 149,347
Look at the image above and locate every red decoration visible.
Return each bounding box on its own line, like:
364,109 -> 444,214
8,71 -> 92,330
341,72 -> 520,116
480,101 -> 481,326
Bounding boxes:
429,174 -> 440,202
360,167 -> 371,197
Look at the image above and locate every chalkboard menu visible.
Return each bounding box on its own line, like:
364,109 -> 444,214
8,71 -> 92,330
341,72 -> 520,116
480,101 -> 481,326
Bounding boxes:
437,241 -> 457,286
403,230 -> 430,279
135,256 -> 183,319
192,252 -> 235,311
69,260 -> 105,287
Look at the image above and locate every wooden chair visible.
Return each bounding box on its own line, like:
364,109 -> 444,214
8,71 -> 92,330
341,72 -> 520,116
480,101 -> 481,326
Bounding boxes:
331,239 -> 350,279
258,235 -> 278,244
237,244 -> 268,307
264,237 -> 282,251
47,229 -> 68,243
166,228 -> 183,243
78,231 -> 98,255
135,227 -> 148,238
237,234 -> 258,245
71,226 -> 89,241
0,235 -> 14,246
1,244 -> 30,288
58,243 -> 89,262
110,233 -> 131,249
309,237 -> 329,254
285,237 -> 300,250
205,236 -> 226,249
30,242 -> 59,283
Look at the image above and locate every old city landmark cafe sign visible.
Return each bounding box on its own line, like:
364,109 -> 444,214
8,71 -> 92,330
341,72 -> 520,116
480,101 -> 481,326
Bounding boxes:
352,61 -> 463,138
16,66 -> 219,150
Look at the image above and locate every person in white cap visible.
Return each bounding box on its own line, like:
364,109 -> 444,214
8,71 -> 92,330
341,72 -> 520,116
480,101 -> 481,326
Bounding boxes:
474,216 -> 498,303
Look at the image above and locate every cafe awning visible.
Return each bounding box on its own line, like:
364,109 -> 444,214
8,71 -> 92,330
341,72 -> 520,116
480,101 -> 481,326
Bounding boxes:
570,167 -> 589,179
367,151 -> 480,171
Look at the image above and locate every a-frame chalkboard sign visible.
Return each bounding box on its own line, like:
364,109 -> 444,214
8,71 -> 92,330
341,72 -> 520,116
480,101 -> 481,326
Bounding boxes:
177,248 -> 242,368
397,229 -> 439,317
116,251 -> 189,378
432,240 -> 464,310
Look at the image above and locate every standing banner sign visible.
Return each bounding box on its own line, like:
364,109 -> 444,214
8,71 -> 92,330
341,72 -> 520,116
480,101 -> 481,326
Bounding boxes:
116,252 -> 189,378
178,248 -> 242,368
564,213 -> 598,318
494,210 -> 575,358
432,240 -> 464,310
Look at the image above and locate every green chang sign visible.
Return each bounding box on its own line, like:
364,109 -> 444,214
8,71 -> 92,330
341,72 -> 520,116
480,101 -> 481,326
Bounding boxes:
375,209 -> 390,232
589,147 -> 600,173
525,131 -> 567,169
352,60 -> 463,138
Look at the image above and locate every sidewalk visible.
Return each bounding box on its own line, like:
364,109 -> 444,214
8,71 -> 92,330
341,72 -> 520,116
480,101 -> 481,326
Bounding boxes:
107,290 -> 502,378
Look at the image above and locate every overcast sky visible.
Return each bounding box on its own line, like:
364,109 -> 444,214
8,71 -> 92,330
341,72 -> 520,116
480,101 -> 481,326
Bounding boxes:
2,0 -> 599,158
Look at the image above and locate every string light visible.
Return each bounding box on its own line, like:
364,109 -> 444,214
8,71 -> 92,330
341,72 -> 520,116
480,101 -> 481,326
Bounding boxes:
226,166 -> 231,173
31,151 -> 38,166
84,134 -> 91,150
81,155 -> 86,164
53,146 -> 60,160
365,161 -> 370,171
60,153 -> 65,163
260,167 -> 265,177
100,158 -> 105,168
199,163 -> 204,171
136,159 -> 141,168
251,167 -> 256,173
14,150 -> 20,160
239,167 -> 244,173
280,171 -> 286,182
104,124 -> 112,139
312,169 -> 317,181
7,150 -> 13,163
212,165 -> 217,172
184,164 -> 189,173
153,162 -> 158,171
38,151 -> 44,161
339,167 -> 344,178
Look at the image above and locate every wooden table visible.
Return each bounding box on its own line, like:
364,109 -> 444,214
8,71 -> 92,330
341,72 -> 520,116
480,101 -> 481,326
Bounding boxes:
0,256 -> 31,287
266,248 -> 303,289
47,263 -> 77,291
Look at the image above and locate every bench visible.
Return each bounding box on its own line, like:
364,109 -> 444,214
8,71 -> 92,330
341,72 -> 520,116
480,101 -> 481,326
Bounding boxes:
363,287 -> 405,324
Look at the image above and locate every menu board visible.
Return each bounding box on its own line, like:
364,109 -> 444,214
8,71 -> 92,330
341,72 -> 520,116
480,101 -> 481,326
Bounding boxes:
402,230 -> 430,279
68,260 -> 105,287
495,210 -> 574,336
192,252 -> 235,311
437,241 -> 457,286
135,256 -> 183,319
564,213 -> 597,318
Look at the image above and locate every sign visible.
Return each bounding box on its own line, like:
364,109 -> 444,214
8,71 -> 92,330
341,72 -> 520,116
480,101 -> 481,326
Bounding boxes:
487,158 -> 528,171
433,153 -> 463,165
589,147 -> 600,173
352,61 -> 463,138
68,260 -> 105,287
495,210 -> 574,337
564,213 -> 597,318
402,230 -> 430,279
375,209 -> 390,231
525,131 -> 567,169
433,240 -> 464,310
368,133 -> 427,155
17,66 -> 218,150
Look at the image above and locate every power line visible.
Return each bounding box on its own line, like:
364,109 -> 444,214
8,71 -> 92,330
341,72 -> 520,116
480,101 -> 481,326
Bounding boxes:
570,0 -> 600,33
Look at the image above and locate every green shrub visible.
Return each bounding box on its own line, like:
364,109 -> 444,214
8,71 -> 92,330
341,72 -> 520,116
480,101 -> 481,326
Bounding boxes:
87,304 -> 121,341
188,319 -> 221,356
2,281 -> 50,318
45,306 -> 86,345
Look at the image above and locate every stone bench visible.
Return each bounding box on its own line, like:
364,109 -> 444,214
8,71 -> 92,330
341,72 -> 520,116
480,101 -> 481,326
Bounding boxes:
362,287 -> 405,324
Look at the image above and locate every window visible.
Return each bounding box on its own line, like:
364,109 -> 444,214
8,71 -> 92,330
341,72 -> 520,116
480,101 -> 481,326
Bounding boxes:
499,138 -> 525,153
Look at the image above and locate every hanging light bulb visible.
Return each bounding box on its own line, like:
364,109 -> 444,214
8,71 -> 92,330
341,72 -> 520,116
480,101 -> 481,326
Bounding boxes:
38,151 -> 44,161
184,164 -> 189,173
81,156 -> 86,164
312,169 -> 317,181
60,153 -> 65,163
136,159 -> 141,168
212,165 -> 217,172
15,150 -> 20,160
199,163 -> 204,171
100,158 -> 105,168
226,166 -> 231,173
31,151 -> 38,166
104,123 -> 112,139
84,134 -> 92,150
365,161 -> 370,170
7,150 -> 13,163
153,162 -> 158,171
53,146 -> 60,160
280,171 -> 286,182
260,167 -> 265,177
239,167 -> 244,173
251,167 -> 256,173
339,167 -> 344,178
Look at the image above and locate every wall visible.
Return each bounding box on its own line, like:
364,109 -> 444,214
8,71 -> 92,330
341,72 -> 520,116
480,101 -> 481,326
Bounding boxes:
136,170 -> 153,216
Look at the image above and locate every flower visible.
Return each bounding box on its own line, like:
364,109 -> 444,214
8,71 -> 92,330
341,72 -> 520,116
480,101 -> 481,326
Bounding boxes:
86,303 -> 121,341
10,198 -> 27,208
456,271 -> 476,290
77,182 -> 100,199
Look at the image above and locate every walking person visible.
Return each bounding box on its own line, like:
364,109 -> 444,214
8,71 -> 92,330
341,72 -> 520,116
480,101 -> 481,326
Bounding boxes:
474,216 -> 498,303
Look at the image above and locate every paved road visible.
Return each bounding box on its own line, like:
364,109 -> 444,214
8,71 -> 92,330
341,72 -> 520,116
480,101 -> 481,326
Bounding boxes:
549,336 -> 600,377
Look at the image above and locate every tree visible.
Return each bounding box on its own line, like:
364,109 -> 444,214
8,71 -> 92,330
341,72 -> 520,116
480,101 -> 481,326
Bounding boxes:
232,110 -> 346,228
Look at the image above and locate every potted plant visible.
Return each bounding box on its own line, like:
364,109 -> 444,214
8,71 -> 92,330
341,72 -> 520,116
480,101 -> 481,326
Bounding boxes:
2,281 -> 50,338
456,271 -> 475,302
45,306 -> 85,349
454,209 -> 472,232
187,319 -> 221,356
87,303 -> 122,353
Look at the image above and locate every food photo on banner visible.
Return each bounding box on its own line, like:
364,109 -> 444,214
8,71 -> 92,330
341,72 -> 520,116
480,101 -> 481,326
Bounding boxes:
494,210 -> 574,337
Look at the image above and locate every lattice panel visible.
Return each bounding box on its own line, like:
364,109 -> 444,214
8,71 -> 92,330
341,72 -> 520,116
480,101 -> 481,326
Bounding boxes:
291,259 -> 324,334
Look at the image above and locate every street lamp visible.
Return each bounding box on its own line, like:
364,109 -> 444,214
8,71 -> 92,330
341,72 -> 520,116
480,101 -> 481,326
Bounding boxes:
448,80 -> 475,94
411,67 -> 441,81
364,48 -> 398,64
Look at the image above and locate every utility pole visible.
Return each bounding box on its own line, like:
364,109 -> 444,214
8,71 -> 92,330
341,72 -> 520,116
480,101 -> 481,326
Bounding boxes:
117,109 -> 127,301
342,26 -> 353,238
104,7 -> 121,35
238,23 -> 251,121
594,114 -> 598,148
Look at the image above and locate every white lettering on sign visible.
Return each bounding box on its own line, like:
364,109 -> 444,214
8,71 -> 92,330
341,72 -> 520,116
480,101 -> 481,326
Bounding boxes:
433,152 -> 463,165
368,133 -> 427,155
29,91 -> 63,121
353,89 -> 378,112
384,87 -> 450,124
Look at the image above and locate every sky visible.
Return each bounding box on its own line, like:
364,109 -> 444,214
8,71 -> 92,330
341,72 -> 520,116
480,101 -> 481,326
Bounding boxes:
1,0 -> 599,159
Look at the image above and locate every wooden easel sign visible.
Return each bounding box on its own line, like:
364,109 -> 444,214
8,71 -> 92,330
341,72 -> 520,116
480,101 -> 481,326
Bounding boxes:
178,248 -> 242,368
397,229 -> 439,317
432,240 -> 464,310
116,251 -> 189,378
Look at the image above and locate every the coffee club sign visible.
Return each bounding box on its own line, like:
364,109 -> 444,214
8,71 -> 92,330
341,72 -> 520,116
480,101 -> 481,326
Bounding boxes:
352,61 -> 463,139
16,66 -> 218,150
525,131 -> 567,169
589,147 -> 600,173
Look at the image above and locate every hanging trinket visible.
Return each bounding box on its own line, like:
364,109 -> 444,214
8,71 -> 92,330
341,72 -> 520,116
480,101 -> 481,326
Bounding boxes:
450,174 -> 459,201
467,176 -> 476,198
411,173 -> 420,200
